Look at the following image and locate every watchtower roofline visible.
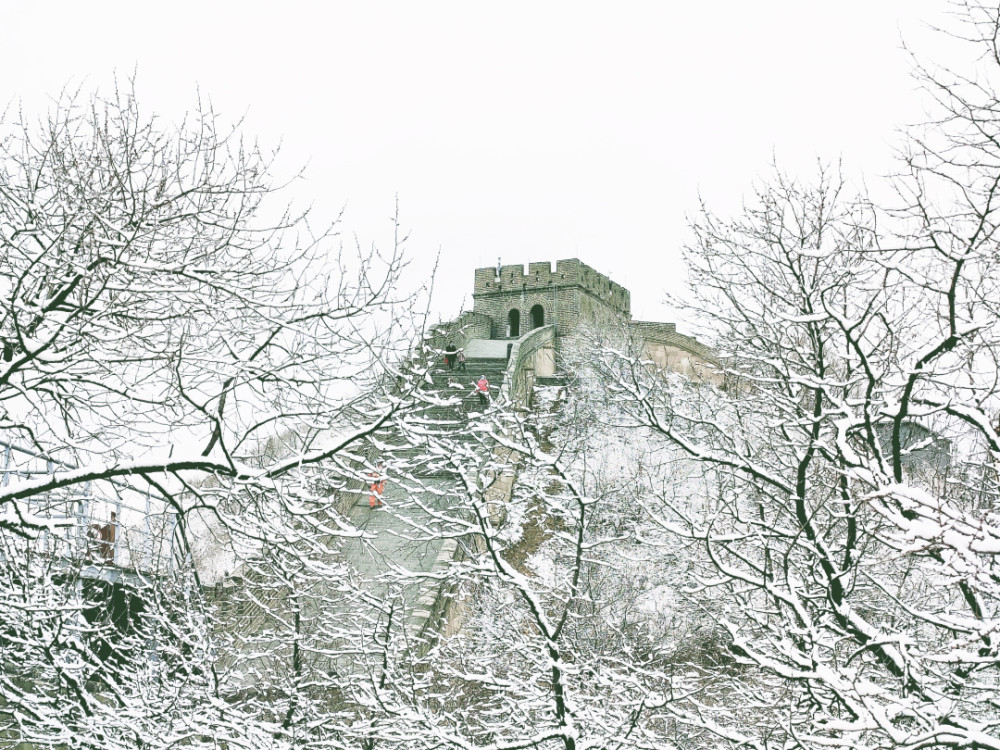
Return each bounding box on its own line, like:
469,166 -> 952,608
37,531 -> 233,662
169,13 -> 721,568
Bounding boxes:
473,258 -> 631,319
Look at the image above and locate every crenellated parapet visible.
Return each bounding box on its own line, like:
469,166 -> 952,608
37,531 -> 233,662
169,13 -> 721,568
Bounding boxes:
473,258 -> 630,338
474,259 -> 630,316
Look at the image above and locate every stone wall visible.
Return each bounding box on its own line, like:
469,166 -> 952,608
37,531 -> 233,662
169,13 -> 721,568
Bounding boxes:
427,310 -> 495,351
630,321 -> 722,385
472,259 -> 630,338
499,324 -> 557,406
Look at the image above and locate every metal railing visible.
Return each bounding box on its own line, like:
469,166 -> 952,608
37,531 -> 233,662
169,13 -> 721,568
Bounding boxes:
1,440 -> 179,576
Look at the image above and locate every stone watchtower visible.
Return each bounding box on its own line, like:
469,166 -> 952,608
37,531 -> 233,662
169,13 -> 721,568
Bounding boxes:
472,259 -> 630,339
430,257 -> 719,385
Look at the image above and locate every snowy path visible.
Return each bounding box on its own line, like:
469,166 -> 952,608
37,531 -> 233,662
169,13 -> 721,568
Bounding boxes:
338,348 -> 510,643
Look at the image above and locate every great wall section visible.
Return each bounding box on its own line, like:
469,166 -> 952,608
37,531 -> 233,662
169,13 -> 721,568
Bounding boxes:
318,258 -> 719,648
195,258 -> 723,697
199,259 -> 722,667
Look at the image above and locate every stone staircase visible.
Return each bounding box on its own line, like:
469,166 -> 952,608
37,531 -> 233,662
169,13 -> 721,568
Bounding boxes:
374,354 -> 509,475
419,356 -> 510,419
336,344 -> 509,640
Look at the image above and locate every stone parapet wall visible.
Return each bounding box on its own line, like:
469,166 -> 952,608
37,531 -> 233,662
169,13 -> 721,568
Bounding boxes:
500,324 -> 557,406
630,320 -> 722,385
427,311 -> 495,351
630,320 -> 676,336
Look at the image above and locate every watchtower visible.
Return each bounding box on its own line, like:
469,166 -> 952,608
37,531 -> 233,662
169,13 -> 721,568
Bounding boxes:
472,258 -> 630,338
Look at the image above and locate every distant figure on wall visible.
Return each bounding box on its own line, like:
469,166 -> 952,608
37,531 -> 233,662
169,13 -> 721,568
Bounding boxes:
476,376 -> 490,407
368,464 -> 386,508
457,350 -> 466,371
101,512 -> 117,560
88,512 -> 117,562
445,343 -> 457,369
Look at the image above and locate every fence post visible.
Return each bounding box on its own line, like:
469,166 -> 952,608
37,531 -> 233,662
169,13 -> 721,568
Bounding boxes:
143,488 -> 153,573
1,442 -> 10,487
112,498 -> 122,565
168,513 -> 178,573
42,459 -> 54,556
77,482 -> 91,559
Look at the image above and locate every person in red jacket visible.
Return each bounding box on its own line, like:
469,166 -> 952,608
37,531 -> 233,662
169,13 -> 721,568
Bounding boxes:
368,464 -> 386,508
476,375 -> 490,406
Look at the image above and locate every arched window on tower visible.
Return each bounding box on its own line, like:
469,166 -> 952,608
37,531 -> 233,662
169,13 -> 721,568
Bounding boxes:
530,304 -> 544,329
508,309 -> 520,338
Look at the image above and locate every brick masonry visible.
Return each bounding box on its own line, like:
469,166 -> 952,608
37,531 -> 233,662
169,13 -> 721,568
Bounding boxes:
473,258 -> 630,338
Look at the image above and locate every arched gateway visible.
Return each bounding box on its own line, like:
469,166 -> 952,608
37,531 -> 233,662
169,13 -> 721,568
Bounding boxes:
507,309 -> 520,338
530,304 -> 544,329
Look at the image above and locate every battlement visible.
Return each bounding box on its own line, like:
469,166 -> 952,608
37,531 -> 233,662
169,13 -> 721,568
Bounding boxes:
473,258 -> 630,317
630,320 -> 676,337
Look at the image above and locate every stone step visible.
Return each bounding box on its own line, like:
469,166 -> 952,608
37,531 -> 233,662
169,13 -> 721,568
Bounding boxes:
334,347 -> 513,649
429,368 -> 506,381
462,339 -> 510,359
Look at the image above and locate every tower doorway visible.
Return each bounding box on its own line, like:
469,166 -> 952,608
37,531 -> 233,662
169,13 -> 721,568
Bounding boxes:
508,309 -> 520,338
530,304 -> 544,329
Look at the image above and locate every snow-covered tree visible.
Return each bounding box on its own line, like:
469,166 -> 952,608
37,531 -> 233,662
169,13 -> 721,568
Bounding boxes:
595,109 -> 1000,750
0,82 -> 419,748
305,362 -> 693,750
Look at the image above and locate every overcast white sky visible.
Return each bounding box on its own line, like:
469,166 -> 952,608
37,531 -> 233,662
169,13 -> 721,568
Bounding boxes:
1,1 -> 955,328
